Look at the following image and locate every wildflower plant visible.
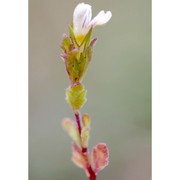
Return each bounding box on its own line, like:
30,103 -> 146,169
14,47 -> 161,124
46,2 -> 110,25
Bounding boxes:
60,3 -> 112,180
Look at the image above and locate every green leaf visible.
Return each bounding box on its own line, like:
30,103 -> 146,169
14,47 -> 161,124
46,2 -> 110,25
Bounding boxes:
61,34 -> 71,52
65,50 -> 79,82
66,84 -> 87,110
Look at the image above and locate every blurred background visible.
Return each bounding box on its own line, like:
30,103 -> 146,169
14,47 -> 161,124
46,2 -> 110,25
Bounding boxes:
29,0 -> 151,180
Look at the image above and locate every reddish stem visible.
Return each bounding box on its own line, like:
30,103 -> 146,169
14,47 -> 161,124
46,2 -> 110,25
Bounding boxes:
74,112 -> 87,154
87,166 -> 96,180
74,112 -> 81,135
74,111 -> 96,180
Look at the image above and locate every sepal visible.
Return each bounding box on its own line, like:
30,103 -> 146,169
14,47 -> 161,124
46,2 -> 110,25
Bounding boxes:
61,34 -> 72,52
80,27 -> 93,49
68,25 -> 79,47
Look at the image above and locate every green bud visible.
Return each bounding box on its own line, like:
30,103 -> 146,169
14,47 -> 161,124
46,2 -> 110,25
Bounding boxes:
66,84 -> 87,111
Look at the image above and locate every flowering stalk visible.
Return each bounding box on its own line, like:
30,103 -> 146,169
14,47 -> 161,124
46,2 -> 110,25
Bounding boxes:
60,3 -> 112,180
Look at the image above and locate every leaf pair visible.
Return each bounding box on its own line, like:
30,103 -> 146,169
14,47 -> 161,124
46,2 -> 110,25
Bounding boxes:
72,142 -> 109,175
63,113 -> 90,148
63,115 -> 109,175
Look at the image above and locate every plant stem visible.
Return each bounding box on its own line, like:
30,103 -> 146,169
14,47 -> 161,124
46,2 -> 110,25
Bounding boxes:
87,166 -> 96,180
74,112 -> 81,135
74,111 -> 96,180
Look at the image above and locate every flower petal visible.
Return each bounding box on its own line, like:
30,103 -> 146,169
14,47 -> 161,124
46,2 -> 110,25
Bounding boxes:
89,10 -> 112,27
73,3 -> 92,36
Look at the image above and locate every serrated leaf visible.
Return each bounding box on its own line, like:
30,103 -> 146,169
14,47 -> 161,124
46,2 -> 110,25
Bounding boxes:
72,143 -> 89,169
92,143 -> 109,174
66,84 -> 87,110
62,118 -> 80,146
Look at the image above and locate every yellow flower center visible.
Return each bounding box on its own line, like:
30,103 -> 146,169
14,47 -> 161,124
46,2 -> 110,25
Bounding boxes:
76,34 -> 85,45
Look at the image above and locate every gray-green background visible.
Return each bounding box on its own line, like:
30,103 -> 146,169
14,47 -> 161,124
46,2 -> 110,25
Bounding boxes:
29,0 -> 151,179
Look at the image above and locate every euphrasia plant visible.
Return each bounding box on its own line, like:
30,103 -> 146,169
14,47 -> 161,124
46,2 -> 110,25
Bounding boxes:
60,3 -> 112,180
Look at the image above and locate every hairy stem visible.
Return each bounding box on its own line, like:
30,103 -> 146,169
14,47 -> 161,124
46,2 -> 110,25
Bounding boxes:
74,111 -> 96,180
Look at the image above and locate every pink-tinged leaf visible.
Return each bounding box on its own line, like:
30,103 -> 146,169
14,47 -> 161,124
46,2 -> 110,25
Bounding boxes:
60,53 -> 67,60
82,113 -> 90,127
89,37 -> 97,48
62,118 -> 80,147
72,143 -> 89,169
92,143 -> 109,174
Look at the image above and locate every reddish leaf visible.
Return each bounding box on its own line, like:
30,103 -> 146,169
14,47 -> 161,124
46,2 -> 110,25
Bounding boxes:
92,143 -> 109,174
72,143 -> 89,169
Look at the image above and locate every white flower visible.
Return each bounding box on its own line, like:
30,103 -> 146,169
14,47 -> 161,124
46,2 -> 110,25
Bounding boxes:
73,3 -> 112,44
